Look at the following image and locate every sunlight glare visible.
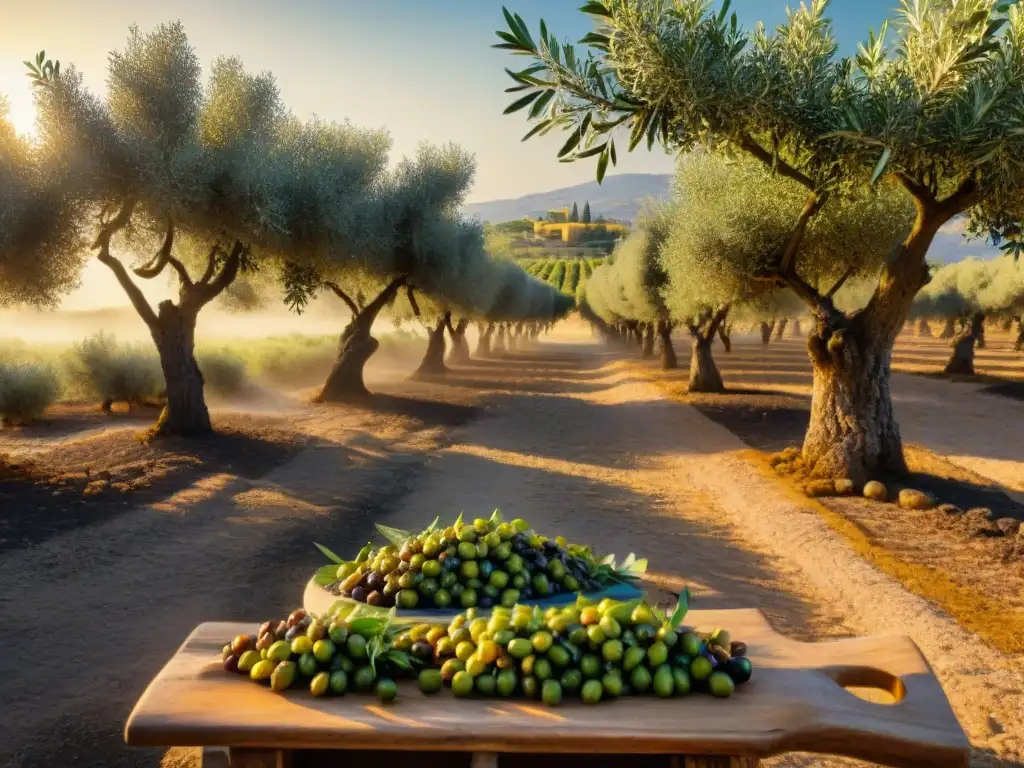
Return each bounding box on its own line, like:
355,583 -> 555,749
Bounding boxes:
0,71 -> 38,138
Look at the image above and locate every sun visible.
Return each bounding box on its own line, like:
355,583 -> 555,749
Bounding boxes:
0,70 -> 38,138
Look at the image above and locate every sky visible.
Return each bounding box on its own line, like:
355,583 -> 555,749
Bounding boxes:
0,0 -> 990,315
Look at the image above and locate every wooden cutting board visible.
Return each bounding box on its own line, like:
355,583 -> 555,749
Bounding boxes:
124,609 -> 969,767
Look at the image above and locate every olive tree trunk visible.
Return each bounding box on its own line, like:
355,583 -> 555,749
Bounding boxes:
657,320 -> 677,370
803,326 -> 902,485
688,338 -> 724,393
799,203 -> 959,485
475,322 -> 493,358
494,325 -> 507,354
413,314 -> 449,378
507,324 -> 519,351
1015,318 -> 1024,352
686,307 -> 729,393
718,324 -> 732,353
641,323 -> 656,359
943,312 -> 985,375
446,317 -> 471,366
774,318 -> 789,340
791,319 -> 802,338
150,302 -> 211,436
759,321 -> 774,345
915,318 -> 932,337
317,276 -> 406,402
938,317 -> 956,339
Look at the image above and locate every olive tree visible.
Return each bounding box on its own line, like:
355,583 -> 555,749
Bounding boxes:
660,153 -> 912,395
1,94 -> 85,316
282,143 -> 476,398
979,257 -> 1024,351
32,24 -> 389,435
584,207 -> 678,368
493,0 -> 1024,482
910,258 -> 999,373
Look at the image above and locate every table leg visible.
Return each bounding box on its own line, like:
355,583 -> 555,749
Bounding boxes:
228,748 -> 293,768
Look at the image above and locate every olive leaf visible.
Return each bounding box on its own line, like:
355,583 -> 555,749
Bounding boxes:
313,542 -> 345,564
489,508 -> 504,526
314,563 -> 342,586
454,511 -> 464,528
419,516 -> 440,536
375,523 -> 413,546
669,586 -> 692,629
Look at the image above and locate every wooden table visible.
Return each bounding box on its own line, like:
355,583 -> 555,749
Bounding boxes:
124,609 -> 969,768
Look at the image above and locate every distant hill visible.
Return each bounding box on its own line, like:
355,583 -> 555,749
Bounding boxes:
465,173 -> 672,224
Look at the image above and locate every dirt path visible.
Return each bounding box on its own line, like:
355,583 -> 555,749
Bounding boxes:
0,393 -> 467,768
2,335 -> 1021,767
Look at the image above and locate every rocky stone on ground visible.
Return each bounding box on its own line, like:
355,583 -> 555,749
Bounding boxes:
995,518 -> 1021,537
962,508 -> 1000,537
936,503 -> 963,516
833,478 -> 855,495
804,479 -> 836,497
898,488 -> 937,510
863,480 -> 888,502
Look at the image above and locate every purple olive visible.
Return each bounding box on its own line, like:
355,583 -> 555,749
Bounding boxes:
351,586 -> 369,603
367,572 -> 385,591
223,655 -> 240,673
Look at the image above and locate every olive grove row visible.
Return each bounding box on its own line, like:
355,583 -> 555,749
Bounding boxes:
0,26 -> 571,436
497,0 -> 1024,485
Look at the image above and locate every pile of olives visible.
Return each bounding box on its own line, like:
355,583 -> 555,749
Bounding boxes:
396,596 -> 752,704
329,516 -> 613,611
220,609 -> 408,703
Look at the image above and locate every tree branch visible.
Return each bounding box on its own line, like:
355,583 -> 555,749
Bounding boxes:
825,263 -> 858,298
92,199 -> 159,328
198,245 -> 221,286
895,172 -> 934,205
779,191 -> 827,275
444,314 -> 456,336
737,134 -> 817,191
188,240 -> 244,311
133,219 -> 176,281
406,285 -> 421,317
166,254 -> 194,289
938,175 -> 981,218
323,281 -> 360,316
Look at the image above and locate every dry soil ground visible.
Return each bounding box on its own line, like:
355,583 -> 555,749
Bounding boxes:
0,323 -> 1022,767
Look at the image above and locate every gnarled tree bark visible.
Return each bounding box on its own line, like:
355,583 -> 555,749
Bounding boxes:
657,320 -> 677,370
446,316 -> 471,366
686,306 -> 730,393
413,312 -> 449,378
641,323 -> 656,359
475,322 -> 494,358
916,318 -> 933,337
316,276 -> 406,401
759,321 -> 774,345
774,318 -> 789,340
938,317 -> 956,339
718,323 -> 732,353
943,312 -> 985,375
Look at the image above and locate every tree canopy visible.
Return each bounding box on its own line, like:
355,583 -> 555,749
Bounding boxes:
0,95 -> 85,310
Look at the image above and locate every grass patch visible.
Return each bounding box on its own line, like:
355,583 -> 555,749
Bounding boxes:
743,449 -> 1024,655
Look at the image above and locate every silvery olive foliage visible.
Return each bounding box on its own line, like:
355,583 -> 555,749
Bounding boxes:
584,204 -> 671,325
496,0 -> 1024,327
31,22 -> 391,314
283,141 -> 571,326
0,95 -> 86,309
912,255 -> 1021,319
660,153 -> 914,321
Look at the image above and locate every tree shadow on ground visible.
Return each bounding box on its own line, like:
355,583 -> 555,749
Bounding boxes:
981,380 -> 1024,401
340,392 -> 481,428
0,416 -> 308,555
430,373 -> 649,396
